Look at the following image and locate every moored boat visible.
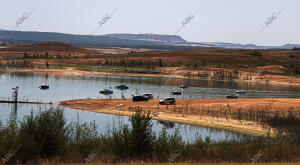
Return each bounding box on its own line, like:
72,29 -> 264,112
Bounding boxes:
99,89 -> 113,95
39,84 -> 49,89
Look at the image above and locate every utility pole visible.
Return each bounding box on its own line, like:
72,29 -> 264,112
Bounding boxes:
11,86 -> 19,118
12,86 -> 19,103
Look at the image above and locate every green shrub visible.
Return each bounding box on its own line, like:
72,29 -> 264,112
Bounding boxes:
248,51 -> 263,57
129,110 -> 155,158
18,108 -> 69,160
154,127 -> 183,161
68,121 -> 99,159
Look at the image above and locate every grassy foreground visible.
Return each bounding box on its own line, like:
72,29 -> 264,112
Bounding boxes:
1,107 -> 300,164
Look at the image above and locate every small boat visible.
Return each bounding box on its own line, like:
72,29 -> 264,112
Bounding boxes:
39,84 -> 49,89
180,85 -> 188,89
236,90 -> 246,94
99,89 -> 113,95
225,95 -> 238,99
171,91 -> 181,95
115,85 -> 129,90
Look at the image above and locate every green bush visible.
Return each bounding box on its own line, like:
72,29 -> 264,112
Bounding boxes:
154,127 -> 183,161
130,110 -> 155,158
18,108 -> 69,160
68,121 -> 100,159
248,51 -> 263,57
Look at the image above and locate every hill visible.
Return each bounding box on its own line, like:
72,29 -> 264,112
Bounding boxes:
0,30 -> 207,50
0,30 -> 299,50
0,42 -> 96,56
0,42 -> 92,52
104,33 -> 186,43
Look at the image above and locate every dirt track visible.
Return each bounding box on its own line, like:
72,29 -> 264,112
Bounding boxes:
61,98 -> 300,137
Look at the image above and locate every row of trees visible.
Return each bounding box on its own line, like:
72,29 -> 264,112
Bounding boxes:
23,52 -> 50,59
0,42 -> 8,46
102,58 -> 164,67
293,47 -> 300,51
23,52 -> 75,59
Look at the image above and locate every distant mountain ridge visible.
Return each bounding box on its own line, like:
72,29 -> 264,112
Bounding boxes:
0,30 -> 205,50
104,33 -> 186,43
102,33 -> 300,49
190,42 -> 300,49
0,29 -> 299,50
104,33 -> 300,49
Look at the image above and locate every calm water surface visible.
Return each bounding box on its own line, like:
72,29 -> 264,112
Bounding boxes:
1,72 -> 300,142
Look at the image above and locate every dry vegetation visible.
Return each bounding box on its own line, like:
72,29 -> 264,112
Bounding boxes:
0,42 -> 96,57
1,42 -> 300,86
1,42 -> 299,72
61,98 -> 300,137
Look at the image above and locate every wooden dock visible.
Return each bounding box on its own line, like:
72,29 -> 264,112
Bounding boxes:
0,100 -> 52,104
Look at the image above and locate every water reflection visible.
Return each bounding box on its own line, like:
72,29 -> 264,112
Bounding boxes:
157,120 -> 175,128
2,72 -> 300,92
1,72 -> 300,104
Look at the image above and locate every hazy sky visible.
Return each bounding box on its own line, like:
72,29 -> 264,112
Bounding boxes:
1,0 -> 299,46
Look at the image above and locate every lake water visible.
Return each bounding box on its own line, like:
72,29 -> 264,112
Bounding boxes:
1,71 -> 300,142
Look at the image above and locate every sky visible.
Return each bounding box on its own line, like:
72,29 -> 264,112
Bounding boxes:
0,0 -> 299,46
